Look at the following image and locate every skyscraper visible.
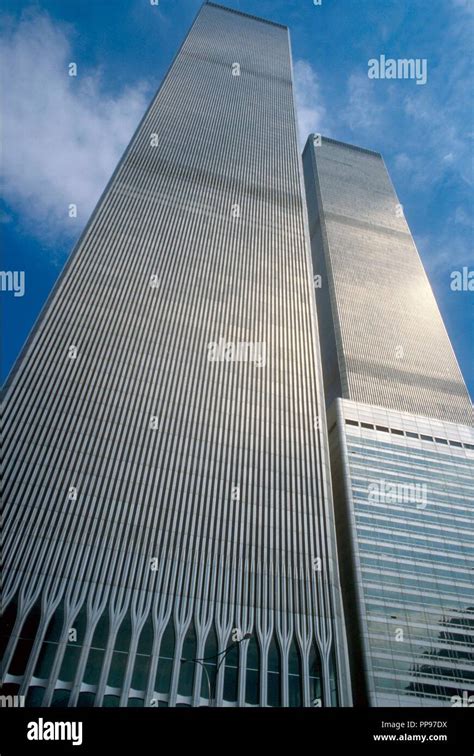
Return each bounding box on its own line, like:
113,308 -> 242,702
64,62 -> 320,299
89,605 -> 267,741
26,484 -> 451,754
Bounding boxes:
1,4 -> 351,708
303,135 -> 472,426
303,135 -> 474,706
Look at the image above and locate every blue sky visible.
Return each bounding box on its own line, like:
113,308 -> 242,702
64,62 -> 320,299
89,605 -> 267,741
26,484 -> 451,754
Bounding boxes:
1,0 -> 473,396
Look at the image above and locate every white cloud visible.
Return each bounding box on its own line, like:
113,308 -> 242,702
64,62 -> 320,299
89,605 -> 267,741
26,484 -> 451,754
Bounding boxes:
343,72 -> 382,132
454,206 -> 471,226
402,88 -> 472,188
417,231 -> 472,277
452,0 -> 474,10
293,60 -> 327,148
1,10 -> 151,247
394,152 -> 411,172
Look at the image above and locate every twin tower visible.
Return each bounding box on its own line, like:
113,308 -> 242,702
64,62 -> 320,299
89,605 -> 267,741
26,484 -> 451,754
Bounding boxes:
2,2 -> 472,708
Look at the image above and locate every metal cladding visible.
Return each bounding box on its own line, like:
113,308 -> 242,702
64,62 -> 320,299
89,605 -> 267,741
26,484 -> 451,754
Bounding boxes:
329,400 -> 474,707
1,4 -> 351,707
303,135 -> 474,707
303,136 -> 473,426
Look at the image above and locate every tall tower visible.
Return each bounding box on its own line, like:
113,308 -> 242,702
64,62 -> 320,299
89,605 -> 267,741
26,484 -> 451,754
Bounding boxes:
1,5 -> 351,708
302,136 -> 472,425
303,135 -> 474,706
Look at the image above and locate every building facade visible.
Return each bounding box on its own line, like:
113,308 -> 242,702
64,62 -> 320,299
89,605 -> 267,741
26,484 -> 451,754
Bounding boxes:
302,135 -> 472,426
303,135 -> 474,706
1,4 -> 351,707
329,399 -> 474,706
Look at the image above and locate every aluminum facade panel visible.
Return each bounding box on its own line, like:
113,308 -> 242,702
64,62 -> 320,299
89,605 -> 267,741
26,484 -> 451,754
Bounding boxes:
328,399 -> 474,707
1,3 -> 350,707
303,136 -> 473,426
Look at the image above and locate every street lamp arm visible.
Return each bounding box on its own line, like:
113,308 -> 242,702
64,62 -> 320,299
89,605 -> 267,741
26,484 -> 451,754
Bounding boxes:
180,634 -> 251,707
181,658 -> 212,705
190,633 -> 252,665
